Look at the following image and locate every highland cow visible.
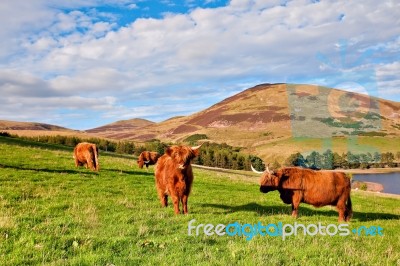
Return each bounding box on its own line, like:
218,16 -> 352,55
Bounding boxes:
252,165 -> 352,221
73,142 -> 99,171
154,144 -> 202,214
137,151 -> 160,170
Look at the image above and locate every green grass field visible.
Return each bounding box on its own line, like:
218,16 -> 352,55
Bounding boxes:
0,136 -> 399,265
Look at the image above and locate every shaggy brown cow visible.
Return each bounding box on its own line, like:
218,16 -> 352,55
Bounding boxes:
154,144 -> 202,214
137,151 -> 161,170
73,142 -> 99,171
252,166 -> 352,222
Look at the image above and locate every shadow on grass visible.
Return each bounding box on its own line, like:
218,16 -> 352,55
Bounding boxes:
106,168 -> 154,176
0,136 -> 73,151
0,136 -> 136,160
0,163 -> 98,176
200,202 -> 400,221
0,162 -> 154,177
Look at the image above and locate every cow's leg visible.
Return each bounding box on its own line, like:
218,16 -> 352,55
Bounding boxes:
86,155 -> 93,170
160,194 -> 168,207
157,189 -> 168,207
171,194 -> 180,214
291,204 -> 298,218
336,198 -> 346,222
181,194 -> 189,214
291,194 -> 301,218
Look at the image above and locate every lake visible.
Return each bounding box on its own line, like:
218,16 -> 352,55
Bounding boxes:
353,172 -> 400,195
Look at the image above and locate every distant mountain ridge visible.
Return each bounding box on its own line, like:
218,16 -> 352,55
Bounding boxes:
85,118 -> 154,139
105,83 -> 399,143
0,120 -> 73,132
1,83 -> 399,163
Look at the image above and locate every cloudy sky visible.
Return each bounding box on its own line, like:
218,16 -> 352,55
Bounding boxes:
0,0 -> 399,130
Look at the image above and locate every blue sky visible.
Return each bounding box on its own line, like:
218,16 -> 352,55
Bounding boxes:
0,0 -> 399,130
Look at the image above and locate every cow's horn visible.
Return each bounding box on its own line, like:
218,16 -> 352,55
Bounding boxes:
266,165 -> 270,173
144,160 -> 150,164
251,164 -> 264,174
191,142 -> 204,150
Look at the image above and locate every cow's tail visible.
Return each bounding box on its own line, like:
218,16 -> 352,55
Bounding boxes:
345,196 -> 353,221
93,145 -> 99,171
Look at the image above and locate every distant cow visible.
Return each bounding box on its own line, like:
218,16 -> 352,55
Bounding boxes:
154,144 -> 202,214
73,142 -> 99,171
137,151 -> 161,170
252,166 -> 352,221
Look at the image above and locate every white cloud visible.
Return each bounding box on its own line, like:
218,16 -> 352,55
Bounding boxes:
376,62 -> 400,98
0,0 -> 399,129
127,3 -> 138,9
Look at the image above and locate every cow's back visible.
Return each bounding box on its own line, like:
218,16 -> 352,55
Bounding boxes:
300,170 -> 350,206
74,142 -> 98,171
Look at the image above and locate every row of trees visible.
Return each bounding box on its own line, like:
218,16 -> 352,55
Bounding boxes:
1,132 -> 264,171
192,142 -> 264,171
285,150 -> 400,169
2,132 -> 398,171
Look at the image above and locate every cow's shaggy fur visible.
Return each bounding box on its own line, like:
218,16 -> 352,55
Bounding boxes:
73,142 -> 99,171
137,151 -> 160,169
154,145 -> 201,214
257,167 -> 352,222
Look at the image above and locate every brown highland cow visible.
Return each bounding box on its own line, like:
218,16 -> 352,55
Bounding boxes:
154,144 -> 202,214
252,165 -> 352,222
73,142 -> 99,171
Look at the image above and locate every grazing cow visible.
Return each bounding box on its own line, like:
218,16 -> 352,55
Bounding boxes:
137,151 -> 161,170
73,142 -> 99,171
252,165 -> 352,222
154,144 -> 202,214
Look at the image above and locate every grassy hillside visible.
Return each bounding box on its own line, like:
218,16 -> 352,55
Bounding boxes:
0,137 -> 399,265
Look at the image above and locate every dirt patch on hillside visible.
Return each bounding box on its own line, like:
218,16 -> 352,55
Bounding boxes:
134,134 -> 157,141
172,124 -> 198,134
187,108 -> 226,127
188,108 -> 290,128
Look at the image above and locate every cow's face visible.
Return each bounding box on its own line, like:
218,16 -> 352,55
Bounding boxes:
259,171 -> 279,193
166,144 -> 201,170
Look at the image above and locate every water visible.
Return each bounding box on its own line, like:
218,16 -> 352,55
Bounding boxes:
353,172 -> 400,195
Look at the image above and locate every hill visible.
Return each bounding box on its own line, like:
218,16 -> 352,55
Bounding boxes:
91,83 -> 400,162
0,120 -> 73,132
85,118 -> 154,139
104,83 -> 399,141
2,83 -> 399,163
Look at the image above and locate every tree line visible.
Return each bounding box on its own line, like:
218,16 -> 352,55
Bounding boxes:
192,142 -> 264,171
0,132 -> 264,171
285,149 -> 400,170
4,132 -> 397,171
